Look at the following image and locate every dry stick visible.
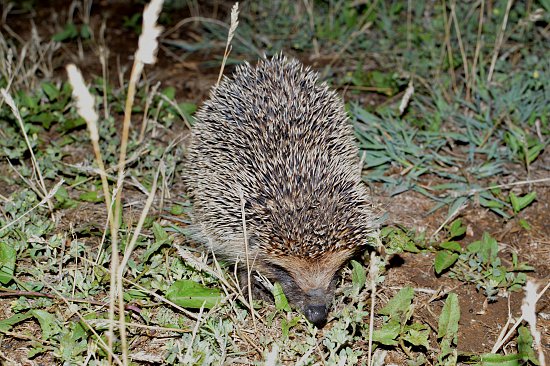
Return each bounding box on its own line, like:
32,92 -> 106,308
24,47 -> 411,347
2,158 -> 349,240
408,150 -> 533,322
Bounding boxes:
491,281 -> 550,353
239,189 -> 256,329
442,0 -> 457,93
467,177 -> 550,195
0,89 -> 54,217
66,64 -> 120,362
115,1 -> 164,358
118,162 -> 161,275
88,319 -> 189,334
112,46 -> 146,366
367,251 -> 378,366
303,0 -> 319,57
216,2 -> 239,87
451,0 -> 470,86
138,81 -> 161,143
430,200 -> 468,240
66,65 -> 114,225
487,0 -> 514,83
184,306 -> 205,362
467,0 -> 485,101
122,277 -> 199,320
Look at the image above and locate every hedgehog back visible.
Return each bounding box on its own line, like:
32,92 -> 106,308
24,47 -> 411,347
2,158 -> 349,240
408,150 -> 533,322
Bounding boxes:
185,55 -> 372,261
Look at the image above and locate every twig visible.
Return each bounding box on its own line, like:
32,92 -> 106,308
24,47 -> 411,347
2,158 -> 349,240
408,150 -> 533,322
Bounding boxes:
467,0 -> 484,100
491,281 -> 550,353
239,189 -> 256,329
487,0 -> 514,83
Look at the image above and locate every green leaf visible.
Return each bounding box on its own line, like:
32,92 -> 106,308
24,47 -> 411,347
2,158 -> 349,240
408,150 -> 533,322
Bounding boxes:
403,328 -> 430,349
439,241 -> 462,253
273,282 -> 291,312
54,186 -> 78,209
527,143 -> 544,164
162,87 -> 176,100
437,293 -> 460,340
477,353 -> 523,365
52,23 -> 78,42
0,242 -> 16,284
479,196 -> 504,209
509,192 -> 537,214
41,82 -> 60,101
281,316 -> 300,339
166,280 -> 221,309
351,260 -> 366,293
0,312 -> 33,332
80,24 -> 91,39
517,325 -> 538,364
518,219 -> 531,230
437,293 -> 460,364
152,222 -> 168,242
372,319 -> 400,346
378,286 -> 414,318
32,310 -> 62,341
78,190 -> 103,203
448,219 -> 466,239
434,251 -> 459,274
58,117 -> 86,133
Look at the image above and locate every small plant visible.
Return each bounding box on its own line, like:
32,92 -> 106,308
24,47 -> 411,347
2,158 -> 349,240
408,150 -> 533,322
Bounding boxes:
52,22 -> 91,42
373,287 -> 430,352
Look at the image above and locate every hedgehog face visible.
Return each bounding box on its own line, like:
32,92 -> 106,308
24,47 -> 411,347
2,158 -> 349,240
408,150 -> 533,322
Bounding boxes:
261,249 -> 354,327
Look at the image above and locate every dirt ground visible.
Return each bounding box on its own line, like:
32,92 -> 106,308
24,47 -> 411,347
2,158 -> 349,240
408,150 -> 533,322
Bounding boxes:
2,0 -> 549,363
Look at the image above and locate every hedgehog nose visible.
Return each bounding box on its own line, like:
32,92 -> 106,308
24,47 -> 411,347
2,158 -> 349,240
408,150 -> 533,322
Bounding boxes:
304,305 -> 328,327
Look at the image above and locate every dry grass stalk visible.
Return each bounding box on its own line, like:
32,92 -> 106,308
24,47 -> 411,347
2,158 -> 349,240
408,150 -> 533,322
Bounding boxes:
65,63 -> 121,363
450,1 -> 469,86
112,1 -> 164,362
216,2 -> 239,87
491,280 -> 550,354
0,88 -> 54,217
442,0 -> 457,93
367,250 -> 379,366
487,0 -> 514,83
521,281 -> 546,366
467,0 -> 485,100
66,64 -> 113,223
239,189 -> 256,329
398,80 -> 414,116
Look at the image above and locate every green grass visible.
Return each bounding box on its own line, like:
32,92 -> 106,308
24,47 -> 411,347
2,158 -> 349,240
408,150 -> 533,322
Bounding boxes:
0,0 -> 548,364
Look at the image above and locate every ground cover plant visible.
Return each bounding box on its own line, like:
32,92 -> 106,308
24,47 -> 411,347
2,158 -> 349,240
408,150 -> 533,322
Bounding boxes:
0,0 -> 548,364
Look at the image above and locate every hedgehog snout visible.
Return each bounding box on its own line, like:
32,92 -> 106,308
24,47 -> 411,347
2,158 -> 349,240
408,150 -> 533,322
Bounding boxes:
303,288 -> 330,327
304,304 -> 328,327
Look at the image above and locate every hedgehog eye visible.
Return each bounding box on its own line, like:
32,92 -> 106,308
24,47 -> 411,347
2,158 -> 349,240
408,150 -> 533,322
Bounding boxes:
268,264 -> 296,286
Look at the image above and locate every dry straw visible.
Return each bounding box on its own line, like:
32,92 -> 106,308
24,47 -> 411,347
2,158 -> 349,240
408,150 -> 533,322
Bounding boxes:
113,0 -> 164,363
216,2 -> 239,87
521,281 -> 546,366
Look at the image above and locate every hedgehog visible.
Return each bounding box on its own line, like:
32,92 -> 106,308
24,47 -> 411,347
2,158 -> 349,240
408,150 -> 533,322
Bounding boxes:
184,54 -> 375,327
